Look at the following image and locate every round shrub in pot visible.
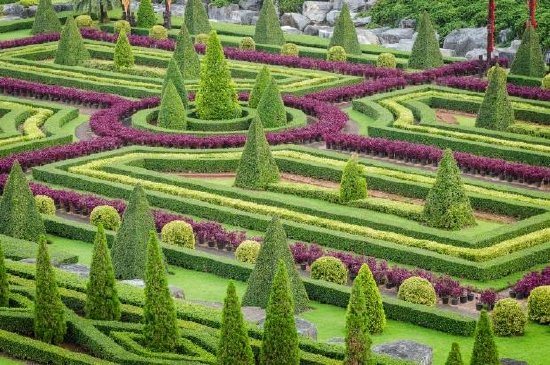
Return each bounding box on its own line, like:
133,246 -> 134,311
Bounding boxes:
161,220 -> 195,249
491,298 -> 527,336
310,256 -> 348,285
90,205 -> 121,231
397,276 -> 437,306
235,240 -> 261,264
327,46 -> 347,62
35,195 -> 55,215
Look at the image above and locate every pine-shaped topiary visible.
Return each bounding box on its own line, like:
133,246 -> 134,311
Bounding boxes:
234,117 -> 280,190
242,217 -> 309,313
173,23 -> 201,79
476,64 -> 515,131
470,310 -> 499,365
254,0 -> 285,46
260,260 -> 300,365
422,149 -> 476,230
34,235 -> 67,345
113,29 -> 134,70
111,185 -> 156,280
344,265 -> 371,365
407,12 -> 443,70
445,342 -> 464,365
85,224 -> 121,321
158,81 -> 187,130
217,281 -> 254,365
328,3 -> 361,55
248,66 -> 271,108
184,0 -> 211,35
510,25 -> 546,78
31,0 -> 61,35
0,245 -> 9,307
0,161 -> 46,242
162,58 -> 188,108
54,16 -> 89,66
195,31 -> 241,120
356,263 -> 385,334
340,155 -> 367,203
136,0 -> 157,28
257,79 -> 286,128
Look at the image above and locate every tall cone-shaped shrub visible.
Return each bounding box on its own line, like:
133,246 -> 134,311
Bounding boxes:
328,3 -> 361,55
136,0 -> 156,28
54,16 -> 89,66
32,0 -> 61,34
339,155 -> 367,203
173,24 -> 201,79
476,65 -> 515,131
85,224 -> 121,321
0,161 -> 46,241
161,58 -> 188,108
234,117 -> 280,189
248,66 -> 271,108
184,0 -> 211,34
158,81 -> 187,130
510,25 -> 546,78
254,0 -> 285,46
34,236 -> 66,345
242,217 -> 308,312
470,310 -> 499,365
445,342 -> 464,365
422,149 -> 475,230
260,260 -> 300,365
114,29 -> 134,70
0,245 -> 9,307
257,79 -> 286,128
111,185 -> 156,280
217,281 -> 254,365
195,31 -> 241,120
408,12 -> 443,69
356,264 -> 385,334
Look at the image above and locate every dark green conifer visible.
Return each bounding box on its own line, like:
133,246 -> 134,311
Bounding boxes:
161,58 -> 188,107
445,342 -> 464,365
253,0 -> 285,46
54,16 -> 89,66
339,155 -> 367,203
510,25 -> 546,78
328,3 -> 361,55
470,310 -> 499,365
356,264 -> 385,334
158,81 -> 187,130
476,65 -> 515,131
257,79 -> 286,128
344,266 -> 371,365
184,0 -> 211,35
248,66 -> 271,108
173,24 -> 201,79
0,245 -> 9,307
136,0 -> 157,28
113,29 -> 134,70
408,12 -> 443,69
31,0 -> 62,35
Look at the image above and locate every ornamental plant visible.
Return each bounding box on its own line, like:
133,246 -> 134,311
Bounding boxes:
470,310 -> 499,365
445,343 -> 464,365
376,53 -> 397,68
184,0 -> 211,34
161,220 -> 195,249
281,43 -> 299,57
34,236 -> 67,345
90,205 -> 121,231
408,12 -> 443,70
235,240 -> 261,264
31,0 -> 61,35
113,29 -> 134,70
173,24 -> 201,79
85,224 -> 121,321
239,37 -> 256,50
254,0 -> 285,46
422,149 -> 476,230
114,20 -> 131,34
242,217 -> 309,312
310,256 -> 348,285
248,66 -> 271,108
195,33 -> 209,45
528,285 -> 550,324
0,161 -> 46,241
149,25 -> 168,40
136,0 -> 156,28
356,263 -> 385,334
476,65 -> 515,131
54,16 -> 90,66
491,298 -> 526,336
195,31 -> 241,120
161,58 -> 188,108
0,245 -> 9,307
158,81 -> 187,130
35,195 -> 55,215
328,3 -> 361,55
257,79 -> 286,128
217,281 -> 254,365
340,155 -> 367,203
327,46 -> 347,61
543,74 -> 550,89
510,25 -> 546,78
143,231 -> 179,352
344,267 -> 371,365
75,15 -> 93,28
397,276 -> 437,306
260,260 -> 300,365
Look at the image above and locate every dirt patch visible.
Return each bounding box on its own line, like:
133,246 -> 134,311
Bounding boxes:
435,109 -> 477,125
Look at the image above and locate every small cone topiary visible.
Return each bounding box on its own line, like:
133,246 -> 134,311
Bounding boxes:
54,16 -> 89,66
422,149 -> 476,230
340,155 -> 367,203
257,79 -> 286,128
0,245 -> 9,307
114,29 -> 134,70
470,310 -> 499,365
510,25 -> 546,78
32,0 -> 61,35
445,343 -> 464,365
173,24 -> 201,79
161,58 -> 189,108
248,66 -> 271,108
254,0 -> 285,46
184,0 -> 211,34
476,65 -> 515,131
408,12 -> 443,69
356,263 -> 385,334
136,0 -> 156,28
328,3 -> 361,55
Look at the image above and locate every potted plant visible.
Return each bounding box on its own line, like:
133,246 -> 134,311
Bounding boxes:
442,296 -> 450,305
475,302 -> 484,311
480,289 -> 498,311
459,289 -> 468,304
466,286 -> 475,301
451,287 -> 461,305
509,289 -> 517,298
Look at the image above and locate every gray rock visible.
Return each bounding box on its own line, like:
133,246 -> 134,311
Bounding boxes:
399,17 -> 416,28
465,48 -> 498,61
52,3 -> 73,12
281,25 -> 301,35
501,359 -> 528,365
440,48 -> 456,57
378,28 -> 414,44
238,0 -> 261,11
303,24 -> 323,36
325,10 -> 340,26
280,12 -> 310,31
545,50 -> 550,64
258,316 -> 318,340
2,4 -> 25,17
373,340 -> 432,365
230,10 -> 258,25
331,0 -> 366,11
443,27 -> 487,57
326,337 -> 345,345
58,264 -> 90,278
497,41 -> 520,64
498,28 -> 513,44
353,15 -> 371,27
318,26 -> 334,39
19,258 -> 36,264
302,1 -> 332,23
384,39 -> 413,52
119,279 -> 185,299
369,26 -> 391,36
356,28 -> 380,45
208,4 -> 239,22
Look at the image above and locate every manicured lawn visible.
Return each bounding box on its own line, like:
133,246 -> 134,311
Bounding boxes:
0,355 -> 26,365
0,29 -> 32,41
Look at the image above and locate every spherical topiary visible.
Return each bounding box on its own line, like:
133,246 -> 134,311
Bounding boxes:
491,298 -> 527,336
281,43 -> 299,57
114,20 -> 131,35
376,52 -> 396,68
528,285 -> 550,324
90,205 -> 121,231
239,37 -> 256,51
397,276 -> 437,306
310,256 -> 348,285
19,0 -> 38,7
235,240 -> 261,264
75,15 -> 93,28
543,74 -> 550,90
195,33 -> 209,45
160,220 -> 195,249
35,195 -> 55,215
327,46 -> 347,62
149,25 -> 168,40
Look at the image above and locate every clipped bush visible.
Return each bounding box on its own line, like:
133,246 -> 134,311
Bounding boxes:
31,0 -> 61,35
161,220 -> 195,249
491,298 -> 526,336
0,245 -> 9,307
75,15 -> 93,28
235,240 -> 261,264
311,256 -> 348,285
239,36 -> 256,50
254,0 -> 285,46
35,195 -> 55,215
376,53 -> 397,68
158,81 -> 187,130
476,64 -> 515,131
54,16 -> 89,66
327,46 -> 347,61
161,58 -> 188,107
114,20 -> 131,34
528,285 -> 550,324
397,276 -> 437,306
281,43 -> 299,56
248,66 -> 271,108
257,79 -> 286,128
510,25 -> 546,78
340,155 -> 367,203
543,74 -> 550,90
149,25 -> 168,40
90,205 -> 121,231
445,343 -> 464,365
328,3 -> 361,55
356,264 -> 385,334
113,29 -> 134,70
470,310 -> 499,365
195,33 -> 209,45
173,24 -> 200,79
184,0 -> 211,34
344,265 -> 371,365
19,0 -> 37,7
136,0 -> 156,28
408,11 -> 443,70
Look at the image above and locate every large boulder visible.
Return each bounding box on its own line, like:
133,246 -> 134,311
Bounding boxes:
303,24 -> 332,36
59,264 -> 90,278
373,341 -> 433,365
119,279 -> 185,299
496,39 -> 521,63
281,25 -> 301,35
280,12 -> 311,31
325,10 -> 340,26
238,0 -> 261,10
208,3 -> 239,22
378,28 -> 414,44
443,27 -> 487,57
2,4 -> 25,17
318,26 -> 334,39
302,1 -> 332,23
353,15 -> 371,26
356,28 -> 380,45
330,0 -> 366,12
230,10 -> 258,25
399,17 -> 416,28
258,316 -> 318,340
465,48 -> 499,61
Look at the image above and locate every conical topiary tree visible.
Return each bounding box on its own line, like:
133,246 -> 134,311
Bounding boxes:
257,79 -> 286,128
85,224 -> 121,321
114,29 -> 134,70
111,185 -> 156,280
54,16 -> 89,66
234,117 -> 280,189
32,0 -> 62,35
470,310 -> 499,365
34,236 -> 66,345
0,161 -> 46,242
339,155 -> 367,203
173,24 -> 201,79
328,3 -> 361,55
217,281 -> 254,365
136,0 -> 156,28
195,31 -> 241,120
0,245 -> 9,307
356,264 -> 385,334
476,64 -> 515,131
248,66 -> 271,108
260,260 -> 300,365
407,12 -> 443,69
422,149 -> 476,230
242,217 -> 309,312
254,0 -> 285,46
184,0 -> 211,35
158,81 -> 187,130
510,25 -> 546,78
445,342 -> 464,365
161,58 -> 188,108
344,264 -> 371,365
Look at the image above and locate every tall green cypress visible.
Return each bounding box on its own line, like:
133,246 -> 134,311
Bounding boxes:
510,25 -> 546,78
257,79 -> 287,128
161,58 -> 188,108
34,236 -> 66,345
0,245 -> 9,307
158,81 -> 187,130
54,16 -> 89,66
445,342 -> 464,365
184,0 -> 211,35
113,29 -> 134,70
143,231 -> 179,352
344,266 -> 371,365
217,281 -> 254,365
248,66 -> 271,108
136,0 -> 157,28
339,156 -> 367,203
356,264 -> 385,334
0,161 -> 46,242
173,24 -> 201,79
254,0 -> 285,46
85,224 -> 121,321
328,3 -> 361,55
407,12 -> 443,69
260,260 -> 300,365
31,0 -> 62,35
476,64 -> 515,131
470,310 -> 499,365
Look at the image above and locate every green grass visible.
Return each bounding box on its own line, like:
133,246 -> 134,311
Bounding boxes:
344,106 -> 372,135
0,29 -> 31,41
0,354 -> 26,364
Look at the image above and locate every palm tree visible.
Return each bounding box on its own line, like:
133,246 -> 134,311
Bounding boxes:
73,0 -> 120,23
